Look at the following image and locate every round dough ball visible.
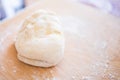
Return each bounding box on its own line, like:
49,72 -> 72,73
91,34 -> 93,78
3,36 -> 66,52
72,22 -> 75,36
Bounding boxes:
15,10 -> 64,67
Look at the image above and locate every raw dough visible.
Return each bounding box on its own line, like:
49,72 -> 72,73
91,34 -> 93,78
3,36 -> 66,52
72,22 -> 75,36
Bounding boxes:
15,10 -> 64,67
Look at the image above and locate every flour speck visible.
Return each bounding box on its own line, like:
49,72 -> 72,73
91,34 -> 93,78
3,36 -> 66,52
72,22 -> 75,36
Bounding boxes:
72,76 -> 76,80
0,65 -> 5,71
45,78 -> 50,80
82,76 -> 96,80
108,73 -> 115,80
13,69 -> 17,73
12,66 -> 17,73
52,77 -> 56,80
17,78 -> 24,80
32,75 -> 39,80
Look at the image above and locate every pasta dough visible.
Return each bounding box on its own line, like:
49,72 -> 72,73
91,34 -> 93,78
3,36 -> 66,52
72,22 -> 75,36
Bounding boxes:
15,10 -> 64,67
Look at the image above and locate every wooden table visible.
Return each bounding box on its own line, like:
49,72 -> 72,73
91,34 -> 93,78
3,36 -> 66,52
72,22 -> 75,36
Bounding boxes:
0,0 -> 120,80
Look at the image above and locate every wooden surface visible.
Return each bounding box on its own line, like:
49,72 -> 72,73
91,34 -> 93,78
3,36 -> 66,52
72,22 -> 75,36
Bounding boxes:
0,0 -> 120,80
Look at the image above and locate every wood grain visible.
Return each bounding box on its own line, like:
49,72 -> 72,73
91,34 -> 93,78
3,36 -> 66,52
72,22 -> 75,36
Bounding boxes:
0,0 -> 120,80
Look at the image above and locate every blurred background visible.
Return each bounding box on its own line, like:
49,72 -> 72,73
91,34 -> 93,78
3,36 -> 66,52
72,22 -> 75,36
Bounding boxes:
0,0 -> 120,21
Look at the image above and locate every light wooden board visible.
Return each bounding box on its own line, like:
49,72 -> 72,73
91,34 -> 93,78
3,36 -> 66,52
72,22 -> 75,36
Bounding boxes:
0,0 -> 120,80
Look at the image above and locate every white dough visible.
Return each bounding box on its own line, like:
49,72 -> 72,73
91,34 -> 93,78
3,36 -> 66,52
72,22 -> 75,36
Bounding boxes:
15,10 -> 64,67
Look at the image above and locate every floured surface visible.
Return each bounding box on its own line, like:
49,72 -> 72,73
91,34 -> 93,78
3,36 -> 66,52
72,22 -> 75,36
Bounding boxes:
0,0 -> 120,80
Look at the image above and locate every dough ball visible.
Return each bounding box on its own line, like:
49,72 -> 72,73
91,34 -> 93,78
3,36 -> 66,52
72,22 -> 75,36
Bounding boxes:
15,10 -> 64,67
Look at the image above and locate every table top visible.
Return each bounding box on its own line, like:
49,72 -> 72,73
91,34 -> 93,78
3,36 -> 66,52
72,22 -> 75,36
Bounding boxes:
0,0 -> 120,80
